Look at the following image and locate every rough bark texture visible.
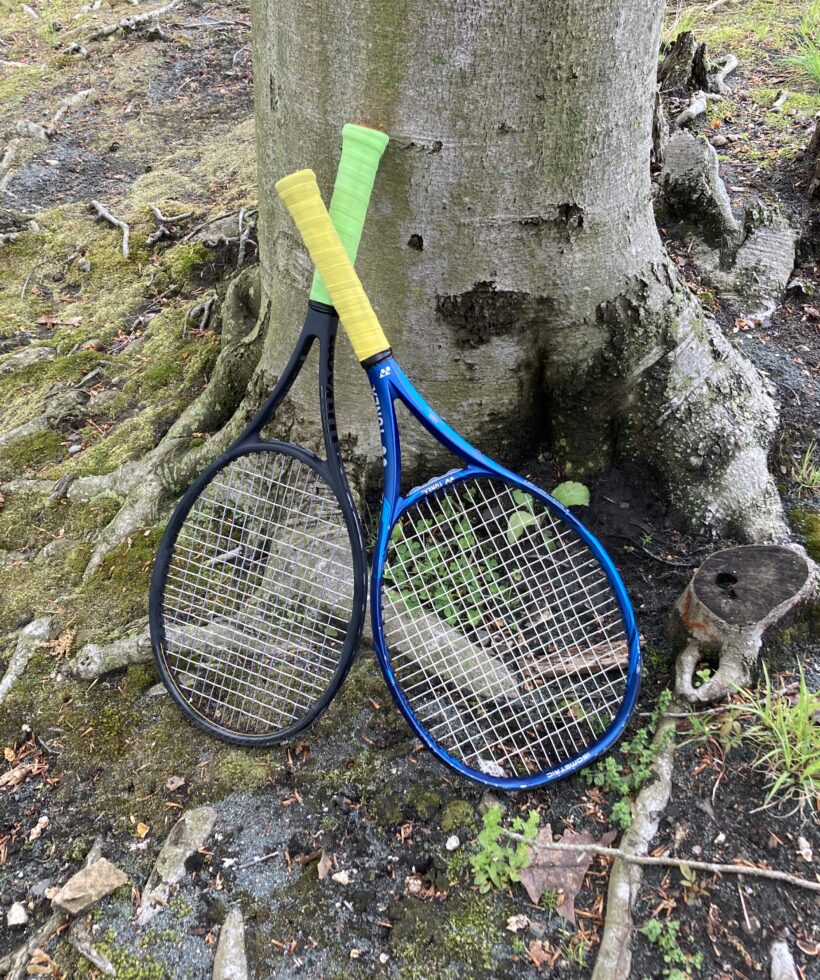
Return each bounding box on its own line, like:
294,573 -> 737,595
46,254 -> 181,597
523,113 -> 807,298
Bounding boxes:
250,0 -> 784,541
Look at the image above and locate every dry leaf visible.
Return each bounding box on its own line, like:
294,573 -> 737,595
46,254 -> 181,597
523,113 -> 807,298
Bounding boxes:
797,836 -> 813,862
331,870 -> 350,885
506,914 -> 530,933
135,823 -> 150,839
317,850 -> 332,881
29,816 -> 49,841
48,627 -> 76,661
3,747 -> 15,762
527,939 -> 555,970
25,947 -> 62,976
518,824 -> 617,926
165,775 -> 185,792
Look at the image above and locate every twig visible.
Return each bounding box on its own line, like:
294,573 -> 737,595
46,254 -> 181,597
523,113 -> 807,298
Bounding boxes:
48,88 -> 95,136
500,829 -> 820,893
0,138 -> 20,193
237,850 -> 279,870
148,204 -> 193,224
184,292 -> 217,336
90,200 -> 130,258
704,0 -> 739,11
181,206 -> 257,242
21,260 -> 47,300
87,0 -> 182,41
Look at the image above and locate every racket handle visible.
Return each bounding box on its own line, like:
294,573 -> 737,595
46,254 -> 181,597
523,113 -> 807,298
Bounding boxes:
278,169 -> 391,363
310,124 -> 389,306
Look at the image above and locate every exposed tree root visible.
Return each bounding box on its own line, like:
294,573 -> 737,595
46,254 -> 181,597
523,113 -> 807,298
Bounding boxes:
78,266 -> 266,577
86,0 -> 183,42
0,912 -> 68,979
69,623 -> 151,679
591,709 -> 677,979
0,618 -> 55,709
89,200 -> 130,258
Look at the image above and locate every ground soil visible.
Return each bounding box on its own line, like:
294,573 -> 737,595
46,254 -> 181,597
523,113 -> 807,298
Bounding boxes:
0,1 -> 818,979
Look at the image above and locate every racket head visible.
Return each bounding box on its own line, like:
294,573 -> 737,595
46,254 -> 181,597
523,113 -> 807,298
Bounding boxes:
368,364 -> 640,790
149,439 -> 366,745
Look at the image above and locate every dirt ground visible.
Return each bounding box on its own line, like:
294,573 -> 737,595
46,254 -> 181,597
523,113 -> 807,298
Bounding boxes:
0,1 -> 818,978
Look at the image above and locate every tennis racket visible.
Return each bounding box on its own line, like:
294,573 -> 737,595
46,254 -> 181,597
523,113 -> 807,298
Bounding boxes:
149,126 -> 388,745
275,169 -> 641,789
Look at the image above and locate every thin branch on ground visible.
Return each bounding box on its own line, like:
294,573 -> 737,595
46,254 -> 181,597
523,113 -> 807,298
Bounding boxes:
181,206 -> 258,242
148,204 -> 193,224
0,138 -> 20,193
501,829 -> 820,894
86,0 -> 183,41
184,292 -> 217,335
48,88 -> 95,136
90,200 -> 130,258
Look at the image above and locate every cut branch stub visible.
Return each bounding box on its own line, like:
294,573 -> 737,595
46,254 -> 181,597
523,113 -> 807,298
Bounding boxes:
674,545 -> 814,704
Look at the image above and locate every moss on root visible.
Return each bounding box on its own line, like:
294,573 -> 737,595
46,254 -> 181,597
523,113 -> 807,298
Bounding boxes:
791,508 -> 820,561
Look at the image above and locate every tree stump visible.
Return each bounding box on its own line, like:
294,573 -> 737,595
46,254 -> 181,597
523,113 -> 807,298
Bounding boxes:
674,545 -> 814,703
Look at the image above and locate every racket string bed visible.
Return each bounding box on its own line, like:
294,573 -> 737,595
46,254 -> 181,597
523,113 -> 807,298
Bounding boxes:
161,451 -> 355,736
381,477 -> 629,779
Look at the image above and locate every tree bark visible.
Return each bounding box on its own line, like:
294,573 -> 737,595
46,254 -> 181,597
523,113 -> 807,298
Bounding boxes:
250,0 -> 784,541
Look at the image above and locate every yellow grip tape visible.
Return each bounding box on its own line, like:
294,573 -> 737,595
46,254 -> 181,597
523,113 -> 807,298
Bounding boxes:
276,169 -> 390,363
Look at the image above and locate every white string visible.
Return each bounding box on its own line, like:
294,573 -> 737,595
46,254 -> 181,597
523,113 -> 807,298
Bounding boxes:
160,451 -> 355,735
380,477 -> 630,779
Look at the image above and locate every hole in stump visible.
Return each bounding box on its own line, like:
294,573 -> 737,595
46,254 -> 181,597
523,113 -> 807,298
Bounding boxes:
715,571 -> 738,595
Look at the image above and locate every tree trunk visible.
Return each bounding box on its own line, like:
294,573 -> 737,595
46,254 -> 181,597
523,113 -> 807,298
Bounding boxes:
250,0 -> 785,542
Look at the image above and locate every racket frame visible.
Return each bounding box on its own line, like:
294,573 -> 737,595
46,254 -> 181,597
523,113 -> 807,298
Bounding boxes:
149,301 -> 367,744
366,355 -> 641,790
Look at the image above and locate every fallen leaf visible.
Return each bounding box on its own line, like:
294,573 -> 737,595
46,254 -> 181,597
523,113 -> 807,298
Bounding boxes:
527,939 -> 555,970
3,747 -> 14,762
518,824 -> 617,926
25,948 -> 62,975
317,850 -> 332,881
165,776 -> 185,792
331,870 -> 350,885
797,836 -> 813,862
29,816 -> 49,841
48,627 -> 76,661
136,823 -> 150,839
506,914 -> 530,933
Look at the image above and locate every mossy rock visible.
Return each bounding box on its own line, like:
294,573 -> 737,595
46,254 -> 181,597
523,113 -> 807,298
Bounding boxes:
440,799 -> 477,833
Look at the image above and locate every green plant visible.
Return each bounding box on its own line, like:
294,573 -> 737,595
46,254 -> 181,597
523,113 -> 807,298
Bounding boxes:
639,918 -> 703,978
733,663 -> 820,815
679,863 -> 709,905
470,804 -> 539,892
510,936 -> 526,956
785,2 -> 820,87
662,4 -> 698,47
583,690 -> 673,828
794,441 -> 820,497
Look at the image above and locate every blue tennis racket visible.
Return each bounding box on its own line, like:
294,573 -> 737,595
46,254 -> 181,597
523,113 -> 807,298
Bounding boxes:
276,170 -> 641,790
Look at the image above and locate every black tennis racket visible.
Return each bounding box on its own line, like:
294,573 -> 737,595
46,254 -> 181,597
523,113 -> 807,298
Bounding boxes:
276,170 -> 641,789
149,126 -> 389,744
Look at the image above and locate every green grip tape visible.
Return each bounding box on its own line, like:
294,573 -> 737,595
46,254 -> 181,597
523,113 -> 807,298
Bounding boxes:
309,124 -> 389,305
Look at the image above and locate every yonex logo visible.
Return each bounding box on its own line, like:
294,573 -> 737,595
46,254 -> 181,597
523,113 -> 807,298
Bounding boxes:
379,365 -> 392,378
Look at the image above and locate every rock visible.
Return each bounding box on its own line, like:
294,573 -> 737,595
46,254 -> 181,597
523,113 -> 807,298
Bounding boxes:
445,835 -> 460,851
7,901 -> 28,927
137,806 -> 217,926
212,907 -> 248,980
51,858 -> 128,914
770,939 -> 799,980
0,346 -> 55,375
710,134 -> 728,148
78,258 -> 91,272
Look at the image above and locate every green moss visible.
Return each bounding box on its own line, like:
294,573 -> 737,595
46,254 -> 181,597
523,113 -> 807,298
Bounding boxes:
206,749 -> 273,797
791,509 -> 820,560
0,489 -> 120,552
0,428 -> 63,478
94,930 -> 167,980
440,800 -> 477,833
161,242 -> 212,285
